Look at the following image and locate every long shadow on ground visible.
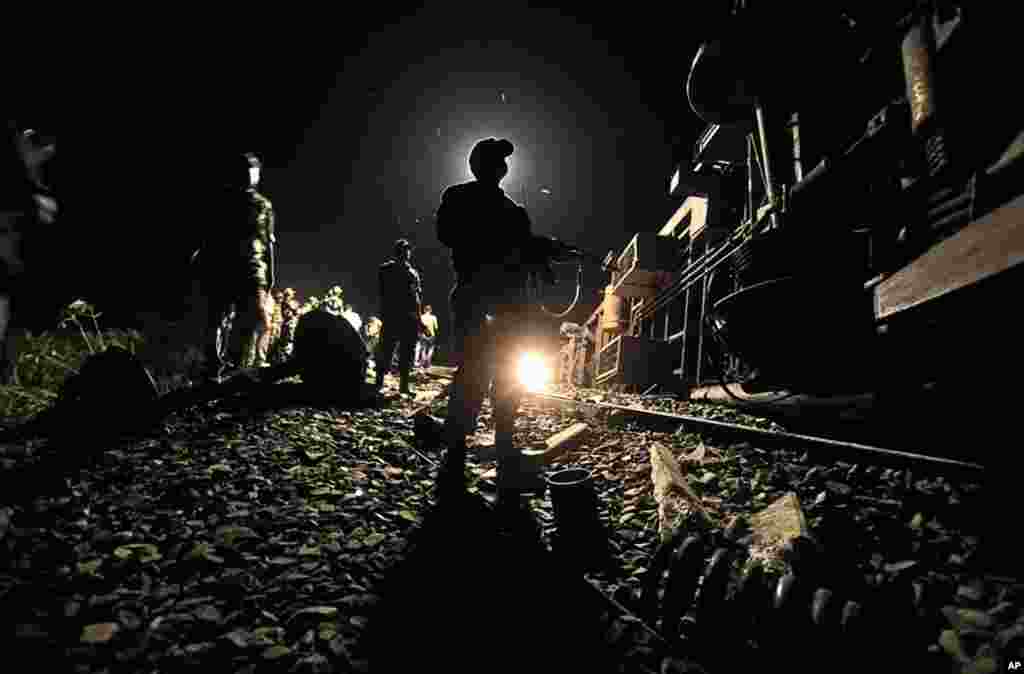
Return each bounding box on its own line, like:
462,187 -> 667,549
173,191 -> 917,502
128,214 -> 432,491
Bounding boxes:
195,381 -> 382,416
358,490 -> 620,674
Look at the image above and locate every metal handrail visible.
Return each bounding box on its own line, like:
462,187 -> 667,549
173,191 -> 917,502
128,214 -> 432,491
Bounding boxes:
594,335 -> 622,383
634,228 -> 750,322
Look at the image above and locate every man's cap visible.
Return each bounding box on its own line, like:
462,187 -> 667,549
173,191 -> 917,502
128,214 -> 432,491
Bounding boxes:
469,138 -> 514,166
394,238 -> 412,253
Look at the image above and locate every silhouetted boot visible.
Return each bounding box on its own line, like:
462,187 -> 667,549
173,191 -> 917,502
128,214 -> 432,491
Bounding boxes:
437,442 -> 469,504
494,416 -> 545,496
496,456 -> 545,494
493,393 -> 544,493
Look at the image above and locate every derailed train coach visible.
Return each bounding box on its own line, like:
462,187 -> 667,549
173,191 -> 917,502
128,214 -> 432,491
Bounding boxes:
583,3 -> 1024,411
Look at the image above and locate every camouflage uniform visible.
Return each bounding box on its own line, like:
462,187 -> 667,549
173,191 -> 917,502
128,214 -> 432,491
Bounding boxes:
197,183 -> 276,376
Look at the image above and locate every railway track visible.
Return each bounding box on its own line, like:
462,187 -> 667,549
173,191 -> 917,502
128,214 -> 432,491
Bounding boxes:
410,374 -> 987,479
516,390 -> 1017,672
384,374 -> 1019,670
530,391 -> 987,480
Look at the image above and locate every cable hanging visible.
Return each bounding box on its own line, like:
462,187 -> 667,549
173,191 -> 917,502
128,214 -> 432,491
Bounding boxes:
538,262 -> 585,318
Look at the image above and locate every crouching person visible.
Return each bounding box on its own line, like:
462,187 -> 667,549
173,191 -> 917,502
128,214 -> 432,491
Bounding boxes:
291,308 -> 370,403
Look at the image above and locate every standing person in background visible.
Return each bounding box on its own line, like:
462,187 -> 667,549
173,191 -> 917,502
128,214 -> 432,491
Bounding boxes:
416,304 -> 439,370
192,152 -> 276,381
374,239 -> 422,396
270,287 -> 300,364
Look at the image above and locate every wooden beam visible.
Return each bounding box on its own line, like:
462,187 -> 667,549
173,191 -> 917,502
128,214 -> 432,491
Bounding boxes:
479,422 -> 592,480
875,194 -> 1024,320
530,422 -> 590,465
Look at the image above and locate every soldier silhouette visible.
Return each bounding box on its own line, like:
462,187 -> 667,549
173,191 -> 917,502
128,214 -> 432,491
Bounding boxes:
374,239 -> 422,396
435,137 -> 550,498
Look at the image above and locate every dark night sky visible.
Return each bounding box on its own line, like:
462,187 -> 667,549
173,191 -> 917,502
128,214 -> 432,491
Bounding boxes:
66,5 -> 712,330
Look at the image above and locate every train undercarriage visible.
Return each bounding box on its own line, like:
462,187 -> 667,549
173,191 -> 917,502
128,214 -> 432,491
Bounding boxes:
561,3 -> 1022,452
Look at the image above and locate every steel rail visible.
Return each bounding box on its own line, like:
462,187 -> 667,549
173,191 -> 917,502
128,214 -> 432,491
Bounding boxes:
530,391 -> 987,479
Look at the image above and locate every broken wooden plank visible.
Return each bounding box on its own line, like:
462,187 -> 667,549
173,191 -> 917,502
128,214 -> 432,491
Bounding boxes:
476,422 -> 591,468
526,422 -> 590,465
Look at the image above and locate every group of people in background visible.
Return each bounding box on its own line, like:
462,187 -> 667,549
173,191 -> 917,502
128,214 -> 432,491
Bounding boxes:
185,150 -> 441,392
3,122 -> 555,496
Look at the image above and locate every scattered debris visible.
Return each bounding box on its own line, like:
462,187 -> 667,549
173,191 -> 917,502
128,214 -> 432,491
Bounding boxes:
747,492 -> 811,571
650,442 -> 716,542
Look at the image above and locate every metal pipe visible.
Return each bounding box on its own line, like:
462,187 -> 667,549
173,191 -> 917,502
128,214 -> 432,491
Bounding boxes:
680,282 -> 690,384
902,8 -> 947,175
530,391 -> 987,477
638,233 -> 747,323
754,99 -> 781,230
746,134 -> 755,224
695,273 -> 710,387
790,112 -> 803,183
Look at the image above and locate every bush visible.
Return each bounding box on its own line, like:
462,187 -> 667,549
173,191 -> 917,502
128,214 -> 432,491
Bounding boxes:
1,285 -> 357,420
2,300 -> 153,420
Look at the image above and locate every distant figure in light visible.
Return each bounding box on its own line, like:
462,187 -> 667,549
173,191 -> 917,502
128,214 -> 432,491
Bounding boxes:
270,287 -> 300,364
374,239 -> 422,396
415,304 -> 439,370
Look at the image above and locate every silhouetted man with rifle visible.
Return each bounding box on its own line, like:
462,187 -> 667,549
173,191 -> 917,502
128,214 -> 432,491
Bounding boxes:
435,137 -> 559,499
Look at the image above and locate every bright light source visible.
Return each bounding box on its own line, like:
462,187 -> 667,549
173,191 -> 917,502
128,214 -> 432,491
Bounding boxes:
516,352 -> 553,393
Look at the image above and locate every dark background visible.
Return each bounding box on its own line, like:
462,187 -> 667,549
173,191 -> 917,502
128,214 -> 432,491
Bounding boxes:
17,4 -> 722,333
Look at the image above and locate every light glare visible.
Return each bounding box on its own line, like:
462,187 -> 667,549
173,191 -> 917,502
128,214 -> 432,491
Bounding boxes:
516,352 -> 553,393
